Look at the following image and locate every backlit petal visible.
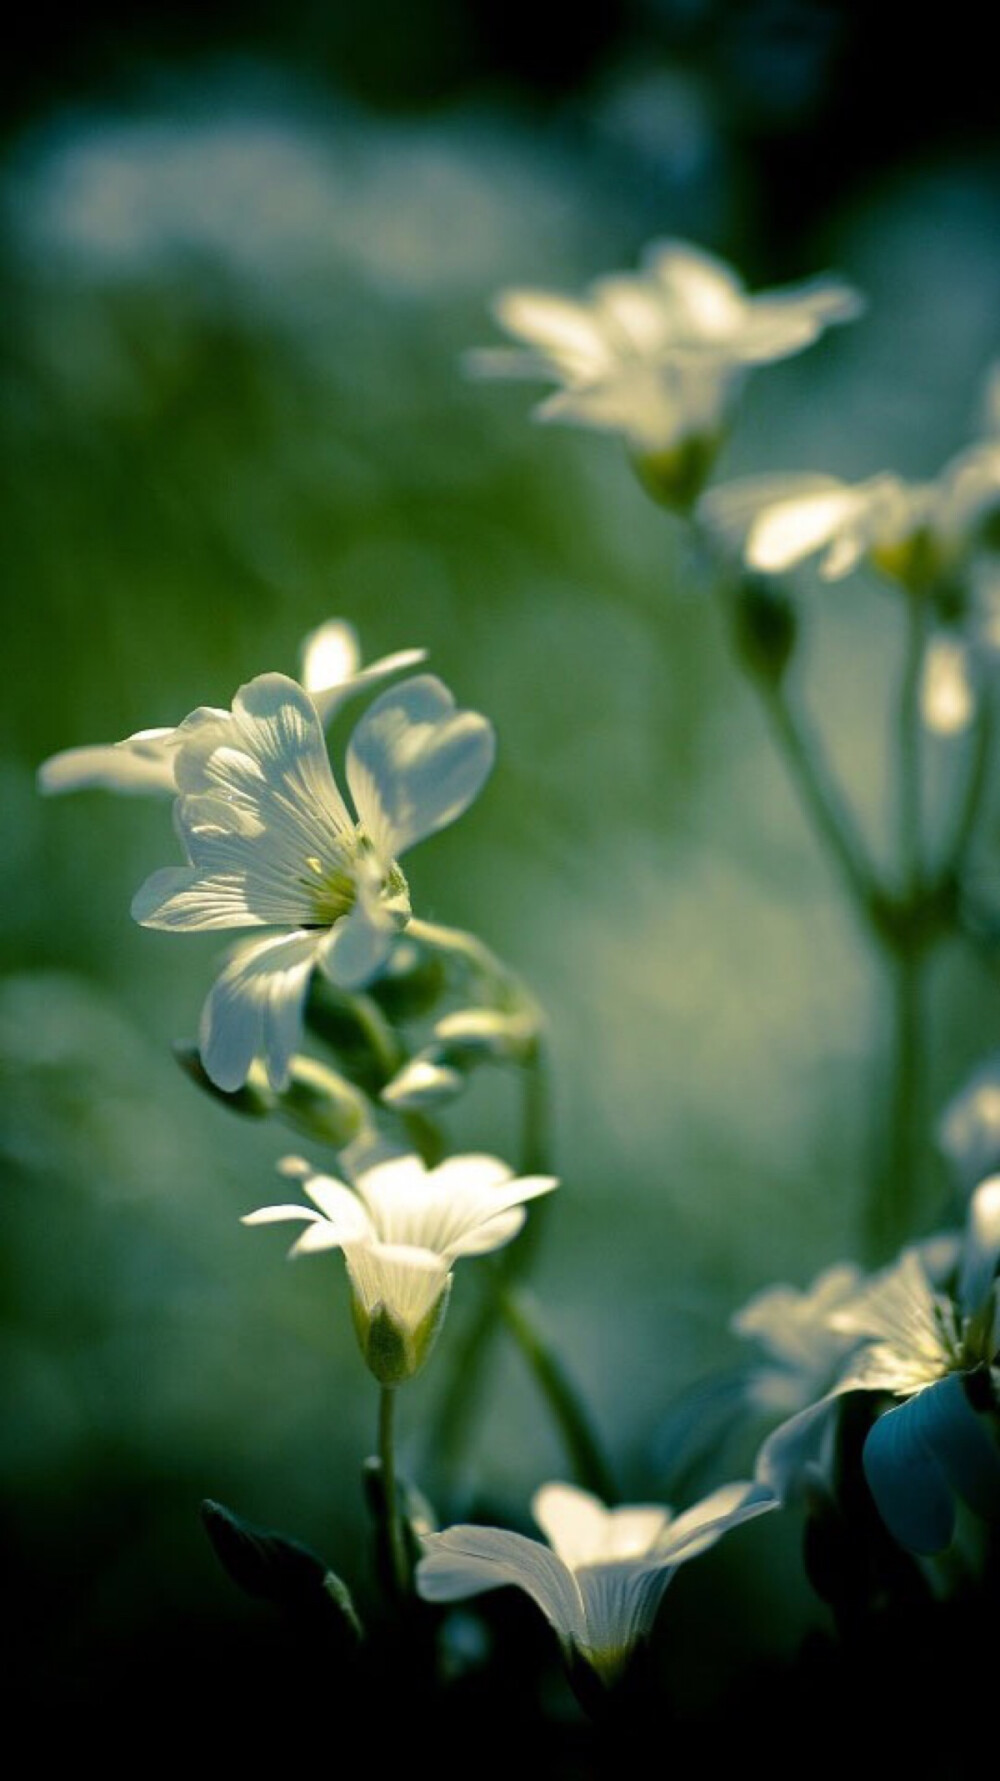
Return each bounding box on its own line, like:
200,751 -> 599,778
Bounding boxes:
417,1526 -> 586,1643
346,674 -> 495,861
198,929 -> 320,1092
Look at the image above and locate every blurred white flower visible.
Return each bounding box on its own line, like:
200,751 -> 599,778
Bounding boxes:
939,1053 -> 1000,1195
758,1179 -> 1000,1553
244,1151 -> 557,1384
417,1478 -> 775,1688
471,239 -> 862,505
37,619 -> 426,796
732,1262 -> 864,1417
699,444 -> 1000,593
131,671 -> 494,1092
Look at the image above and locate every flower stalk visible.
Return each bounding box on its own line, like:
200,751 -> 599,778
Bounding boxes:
378,1387 -> 411,1598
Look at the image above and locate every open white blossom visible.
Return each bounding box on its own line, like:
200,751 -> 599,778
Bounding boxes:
244,1151 -> 557,1384
131,671 -> 494,1092
471,239 -> 862,504
757,1180 -> 1000,1553
699,444 -> 1000,593
37,618 -> 426,796
417,1478 -> 775,1688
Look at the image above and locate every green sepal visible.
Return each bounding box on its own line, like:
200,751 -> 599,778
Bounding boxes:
360,1305 -> 413,1387
631,432 -> 721,513
353,1280 -> 452,1385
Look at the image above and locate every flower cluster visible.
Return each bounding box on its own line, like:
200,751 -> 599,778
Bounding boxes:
37,229 -> 1000,1732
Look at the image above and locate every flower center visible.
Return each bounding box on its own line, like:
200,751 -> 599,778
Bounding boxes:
299,830 -> 410,929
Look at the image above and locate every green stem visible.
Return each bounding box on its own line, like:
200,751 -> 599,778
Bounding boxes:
425,1042 -> 615,1497
352,993 -> 405,1083
757,677 -> 881,925
867,944 -> 925,1263
424,1044 -> 549,1472
944,683 -> 993,879
899,595 -> 928,898
378,1387 -> 410,1598
498,1288 -> 618,1504
864,597 -> 931,1262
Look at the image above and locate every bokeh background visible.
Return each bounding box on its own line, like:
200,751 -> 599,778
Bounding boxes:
4,0 -> 1000,1753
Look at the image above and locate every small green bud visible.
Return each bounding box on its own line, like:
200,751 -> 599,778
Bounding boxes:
732,574 -> 798,684
381,1057 -> 465,1112
435,1006 -> 538,1066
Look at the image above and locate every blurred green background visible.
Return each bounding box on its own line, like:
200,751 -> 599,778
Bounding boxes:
4,0 -> 1000,1745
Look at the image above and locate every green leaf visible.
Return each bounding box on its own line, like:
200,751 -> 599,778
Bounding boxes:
201,1498 -> 364,1641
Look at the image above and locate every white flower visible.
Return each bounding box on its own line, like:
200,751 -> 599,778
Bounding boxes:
131,671 -> 495,1092
244,1151 -> 557,1384
37,619 -> 426,796
699,445 -> 1000,592
471,240 -> 861,503
731,1262 -> 865,1418
417,1478 -> 775,1688
757,1179 -> 1000,1553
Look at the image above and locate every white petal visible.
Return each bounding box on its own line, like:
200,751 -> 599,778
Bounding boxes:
301,620 -> 428,727
575,1562 -> 675,1661
302,1172 -> 370,1229
175,670 -> 354,849
317,894 -> 398,992
754,1393 -> 843,1500
830,1250 -> 956,1383
241,1205 -> 325,1226
490,289 -> 614,382
346,674 -> 495,861
731,1264 -> 864,1379
657,1480 -> 776,1563
131,865 -> 275,930
343,1240 -> 451,1330
532,1483 -> 621,1568
198,930 -> 320,1092
417,1526 -> 586,1643
436,1177 -> 558,1258
747,485 -> 866,575
641,239 -> 746,339
38,732 -> 179,796
356,1151 -> 556,1258
300,621 -> 360,697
